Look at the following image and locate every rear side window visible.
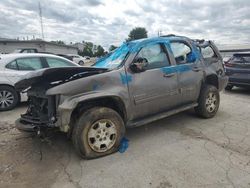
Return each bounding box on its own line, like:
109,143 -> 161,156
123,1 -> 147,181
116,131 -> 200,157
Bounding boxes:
170,42 -> 192,64
136,43 -> 170,70
243,56 -> 250,63
6,61 -> 18,70
46,57 -> 74,67
201,46 -> 216,58
16,57 -> 43,70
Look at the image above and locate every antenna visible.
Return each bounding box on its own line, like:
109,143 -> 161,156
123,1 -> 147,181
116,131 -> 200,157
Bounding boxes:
38,2 -> 44,40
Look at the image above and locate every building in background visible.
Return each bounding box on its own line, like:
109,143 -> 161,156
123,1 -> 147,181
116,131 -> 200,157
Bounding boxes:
0,39 -> 78,54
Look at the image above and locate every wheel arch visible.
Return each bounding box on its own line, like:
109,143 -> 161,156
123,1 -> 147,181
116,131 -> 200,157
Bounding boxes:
67,96 -> 127,137
204,74 -> 219,89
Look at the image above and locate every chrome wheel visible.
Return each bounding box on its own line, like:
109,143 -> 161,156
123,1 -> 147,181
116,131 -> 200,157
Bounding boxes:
205,92 -> 217,113
87,119 -> 117,153
0,90 -> 14,109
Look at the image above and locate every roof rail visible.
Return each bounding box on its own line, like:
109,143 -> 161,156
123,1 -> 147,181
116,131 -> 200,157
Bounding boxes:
160,34 -> 176,37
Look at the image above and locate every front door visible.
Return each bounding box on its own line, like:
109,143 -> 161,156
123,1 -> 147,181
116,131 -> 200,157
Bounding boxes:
128,43 -> 180,120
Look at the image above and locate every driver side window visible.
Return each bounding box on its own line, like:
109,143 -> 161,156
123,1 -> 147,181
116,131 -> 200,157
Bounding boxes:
136,44 -> 170,70
170,42 -> 192,64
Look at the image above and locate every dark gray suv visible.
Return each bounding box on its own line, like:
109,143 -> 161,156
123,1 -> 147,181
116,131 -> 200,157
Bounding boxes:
15,35 -> 228,159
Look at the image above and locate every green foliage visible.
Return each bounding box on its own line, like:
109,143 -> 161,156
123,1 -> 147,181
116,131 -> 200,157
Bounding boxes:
109,45 -> 118,52
94,45 -> 105,57
126,27 -> 148,42
50,40 -> 65,45
79,42 -> 94,57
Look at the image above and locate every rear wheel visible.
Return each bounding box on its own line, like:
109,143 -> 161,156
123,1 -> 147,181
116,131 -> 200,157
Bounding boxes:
225,85 -> 233,91
0,86 -> 19,111
72,107 -> 125,159
195,85 -> 220,118
78,61 -> 84,65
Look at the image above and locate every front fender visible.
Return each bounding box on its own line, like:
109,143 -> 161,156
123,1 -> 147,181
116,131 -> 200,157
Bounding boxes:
56,91 -> 128,131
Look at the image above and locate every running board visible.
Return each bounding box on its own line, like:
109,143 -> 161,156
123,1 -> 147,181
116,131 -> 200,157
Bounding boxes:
127,103 -> 198,127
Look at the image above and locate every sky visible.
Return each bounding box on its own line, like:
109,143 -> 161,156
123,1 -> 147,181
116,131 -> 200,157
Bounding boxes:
0,0 -> 250,49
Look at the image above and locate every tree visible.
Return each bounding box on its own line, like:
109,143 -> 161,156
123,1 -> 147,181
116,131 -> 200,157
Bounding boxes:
50,40 -> 65,45
94,45 -> 105,57
126,27 -> 148,42
79,42 -> 94,57
109,45 -> 118,52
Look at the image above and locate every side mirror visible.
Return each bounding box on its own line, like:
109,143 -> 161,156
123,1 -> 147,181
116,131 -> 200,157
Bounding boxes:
130,57 -> 148,73
186,51 -> 197,63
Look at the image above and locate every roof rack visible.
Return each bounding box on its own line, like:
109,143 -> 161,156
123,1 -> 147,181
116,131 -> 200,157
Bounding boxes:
160,34 -> 176,37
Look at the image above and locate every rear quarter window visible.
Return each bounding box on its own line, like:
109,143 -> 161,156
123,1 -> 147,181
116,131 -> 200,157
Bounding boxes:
6,61 -> 18,70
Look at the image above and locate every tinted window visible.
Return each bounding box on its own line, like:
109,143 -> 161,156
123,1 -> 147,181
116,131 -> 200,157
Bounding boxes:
46,57 -> 74,67
16,57 -> 43,70
170,42 -> 192,64
6,61 -> 18,70
201,46 -> 216,58
137,44 -> 169,70
243,56 -> 250,63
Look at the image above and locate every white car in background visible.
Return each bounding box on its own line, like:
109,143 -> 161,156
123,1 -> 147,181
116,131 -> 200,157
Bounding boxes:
0,53 -> 79,111
67,54 -> 91,65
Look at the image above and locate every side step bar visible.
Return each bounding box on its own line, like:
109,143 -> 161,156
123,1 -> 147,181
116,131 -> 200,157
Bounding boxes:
127,103 -> 198,127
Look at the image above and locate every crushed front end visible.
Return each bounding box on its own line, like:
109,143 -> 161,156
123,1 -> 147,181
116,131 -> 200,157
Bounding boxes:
16,88 -> 58,132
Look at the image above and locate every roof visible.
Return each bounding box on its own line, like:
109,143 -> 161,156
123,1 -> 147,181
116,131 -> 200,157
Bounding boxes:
0,39 -> 78,49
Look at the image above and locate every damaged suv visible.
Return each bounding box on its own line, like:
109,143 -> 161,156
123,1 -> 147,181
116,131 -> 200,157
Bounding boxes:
15,35 -> 228,159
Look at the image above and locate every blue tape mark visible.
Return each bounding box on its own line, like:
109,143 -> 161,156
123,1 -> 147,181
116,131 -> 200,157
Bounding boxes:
161,64 -> 191,74
119,137 -> 129,153
120,73 -> 132,85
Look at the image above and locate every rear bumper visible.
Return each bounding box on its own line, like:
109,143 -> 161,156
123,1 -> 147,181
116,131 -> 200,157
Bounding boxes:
218,75 -> 228,91
227,77 -> 250,86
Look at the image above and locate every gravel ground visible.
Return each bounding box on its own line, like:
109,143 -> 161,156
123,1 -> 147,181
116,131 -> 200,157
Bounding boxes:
0,88 -> 250,188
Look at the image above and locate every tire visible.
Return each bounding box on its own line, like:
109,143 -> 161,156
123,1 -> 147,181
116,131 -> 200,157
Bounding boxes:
225,85 -> 233,91
195,85 -> 220,118
0,86 -> 19,111
72,107 -> 125,159
78,61 -> 84,65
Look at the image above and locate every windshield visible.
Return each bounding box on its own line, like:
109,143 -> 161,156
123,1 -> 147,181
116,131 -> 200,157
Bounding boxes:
94,43 -> 133,69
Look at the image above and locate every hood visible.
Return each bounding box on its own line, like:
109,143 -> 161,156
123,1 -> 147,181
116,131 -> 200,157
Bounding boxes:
15,67 -> 108,91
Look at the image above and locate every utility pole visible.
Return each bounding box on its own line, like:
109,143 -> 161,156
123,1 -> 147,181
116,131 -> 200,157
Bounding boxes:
38,2 -> 44,40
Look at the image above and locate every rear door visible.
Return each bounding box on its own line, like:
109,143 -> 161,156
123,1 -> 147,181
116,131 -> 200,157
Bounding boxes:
169,41 -> 204,104
128,42 -> 180,119
5,57 -> 44,84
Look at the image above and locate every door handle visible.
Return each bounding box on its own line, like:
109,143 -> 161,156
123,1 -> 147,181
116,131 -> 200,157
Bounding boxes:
192,67 -> 202,72
163,73 -> 175,78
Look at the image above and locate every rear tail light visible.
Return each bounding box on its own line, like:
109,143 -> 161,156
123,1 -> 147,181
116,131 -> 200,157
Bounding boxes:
224,62 -> 234,67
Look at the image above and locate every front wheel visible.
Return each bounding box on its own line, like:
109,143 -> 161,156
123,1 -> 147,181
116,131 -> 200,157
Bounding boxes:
0,86 -> 19,111
72,107 -> 125,159
195,85 -> 220,118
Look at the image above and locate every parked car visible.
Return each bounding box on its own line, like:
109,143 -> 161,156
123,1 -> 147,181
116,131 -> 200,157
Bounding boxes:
67,54 -> 89,65
13,48 -> 39,53
224,53 -> 250,90
15,36 -> 227,159
0,53 -> 79,111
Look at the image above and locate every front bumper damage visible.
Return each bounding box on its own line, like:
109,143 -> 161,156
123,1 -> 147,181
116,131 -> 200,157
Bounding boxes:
15,95 -> 57,133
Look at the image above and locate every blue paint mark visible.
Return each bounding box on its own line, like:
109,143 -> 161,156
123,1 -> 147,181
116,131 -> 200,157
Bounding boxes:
92,83 -> 100,91
120,73 -> 132,85
161,64 -> 191,74
119,137 -> 129,153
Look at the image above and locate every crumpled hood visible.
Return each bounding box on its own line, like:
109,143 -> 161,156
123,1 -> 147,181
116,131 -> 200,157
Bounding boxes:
15,67 -> 108,91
